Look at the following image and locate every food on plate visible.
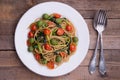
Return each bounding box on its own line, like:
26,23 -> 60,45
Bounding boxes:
27,13 -> 78,69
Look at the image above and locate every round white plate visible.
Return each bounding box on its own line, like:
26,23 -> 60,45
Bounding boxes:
15,2 -> 89,77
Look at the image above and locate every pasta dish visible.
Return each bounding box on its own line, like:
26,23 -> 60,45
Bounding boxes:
27,13 -> 78,69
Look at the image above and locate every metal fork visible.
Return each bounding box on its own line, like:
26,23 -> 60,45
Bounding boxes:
89,10 -> 107,75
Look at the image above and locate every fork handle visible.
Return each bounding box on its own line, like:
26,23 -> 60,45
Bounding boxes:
99,33 -> 106,75
89,33 -> 100,74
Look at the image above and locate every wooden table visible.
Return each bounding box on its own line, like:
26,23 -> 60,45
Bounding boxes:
0,0 -> 120,80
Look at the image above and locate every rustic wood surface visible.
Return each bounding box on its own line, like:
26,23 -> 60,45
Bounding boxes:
0,0 -> 120,80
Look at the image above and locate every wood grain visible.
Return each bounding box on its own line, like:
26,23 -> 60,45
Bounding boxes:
0,0 -> 120,23
0,65 -> 120,80
0,36 -> 14,50
0,50 -> 120,67
1,19 -> 120,50
0,35 -> 120,50
1,19 -> 120,36
32,0 -> 120,10
0,0 -> 120,80
32,0 -> 120,19
0,51 -> 22,67
0,0 -> 33,22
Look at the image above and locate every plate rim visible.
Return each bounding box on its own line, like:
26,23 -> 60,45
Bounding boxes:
14,1 -> 90,77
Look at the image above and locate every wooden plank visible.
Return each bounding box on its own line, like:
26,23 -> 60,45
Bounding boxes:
0,0 -> 120,23
0,0 -> 119,80
0,22 -> 16,35
86,19 -> 120,37
0,10 -> 120,23
0,65 -> 120,80
1,19 -> 120,36
67,65 -> 120,80
90,36 -> 120,49
0,36 -> 14,50
80,10 -> 120,19
32,0 -> 120,10
0,0 -> 33,22
0,35 -> 120,50
0,50 -> 120,67
0,19 -> 120,49
0,51 -> 22,67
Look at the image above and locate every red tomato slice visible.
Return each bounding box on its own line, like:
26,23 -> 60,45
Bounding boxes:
57,28 -> 64,36
27,40 -> 31,46
48,21 -> 55,26
43,29 -> 51,35
70,43 -> 76,52
35,53 -> 41,61
59,52 -> 67,58
66,25 -> 73,32
31,24 -> 37,31
44,43 -> 52,51
53,13 -> 61,18
47,61 -> 54,69
28,31 -> 34,38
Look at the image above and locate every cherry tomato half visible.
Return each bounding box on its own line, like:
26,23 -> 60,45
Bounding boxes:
44,43 -> 52,51
48,21 -> 55,26
70,43 -> 76,52
47,61 -> 54,69
57,28 -> 64,36
59,52 -> 67,58
66,25 -> 73,32
28,31 -> 34,38
43,29 -> 51,35
35,53 -> 41,61
27,40 -> 31,46
30,24 -> 37,31
53,13 -> 61,18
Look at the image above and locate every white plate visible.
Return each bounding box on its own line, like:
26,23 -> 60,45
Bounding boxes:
15,2 -> 89,77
